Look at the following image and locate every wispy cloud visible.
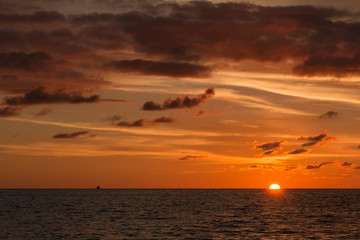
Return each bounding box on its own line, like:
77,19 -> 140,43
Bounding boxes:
306,161 -> 333,170
179,155 -> 206,161
34,108 -> 52,117
53,131 -> 90,139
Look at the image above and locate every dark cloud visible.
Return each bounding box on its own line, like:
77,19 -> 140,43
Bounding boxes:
0,11 -> 65,24
263,150 -> 275,155
306,161 -> 332,169
288,148 -> 310,155
104,59 -> 210,77
152,116 -> 174,123
298,130 -> 335,147
196,110 -> 205,117
115,116 -> 175,127
0,1 -> 359,80
142,87 -> 214,111
179,155 -> 205,161
0,74 -> 18,81
254,140 -> 285,151
34,108 -> 52,117
342,162 -> 353,167
293,55 -> 360,77
0,106 -> 21,117
319,110 -> 339,119
68,2 -> 360,76
108,114 -> 123,121
0,51 -> 55,72
57,69 -> 85,79
53,131 -> 89,139
0,28 -> 92,57
354,167 -> 360,169
2,87 -> 100,105
116,119 -> 145,127
0,31 -> 107,94
253,140 -> 286,155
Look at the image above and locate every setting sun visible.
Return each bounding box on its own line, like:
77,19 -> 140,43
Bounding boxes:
269,184 -> 281,190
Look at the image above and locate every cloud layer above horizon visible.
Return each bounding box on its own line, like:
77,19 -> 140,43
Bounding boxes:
1,0 -> 360,188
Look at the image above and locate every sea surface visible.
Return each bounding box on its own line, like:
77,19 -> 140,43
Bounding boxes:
0,189 -> 359,239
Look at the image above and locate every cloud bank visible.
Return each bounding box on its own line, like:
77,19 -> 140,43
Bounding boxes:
2,87 -> 99,105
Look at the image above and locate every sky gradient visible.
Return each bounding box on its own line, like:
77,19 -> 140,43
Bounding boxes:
1,0 -> 360,188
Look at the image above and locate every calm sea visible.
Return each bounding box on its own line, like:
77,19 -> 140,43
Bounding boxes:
0,189 -> 359,239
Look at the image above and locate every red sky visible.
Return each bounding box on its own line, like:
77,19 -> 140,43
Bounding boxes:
0,0 -> 360,188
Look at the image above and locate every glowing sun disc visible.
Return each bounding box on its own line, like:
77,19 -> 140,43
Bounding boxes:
269,184 -> 281,190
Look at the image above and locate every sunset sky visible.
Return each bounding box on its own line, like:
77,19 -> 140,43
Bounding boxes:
1,0 -> 360,188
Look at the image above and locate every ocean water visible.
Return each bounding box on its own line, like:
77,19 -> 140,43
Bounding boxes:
0,189 -> 359,239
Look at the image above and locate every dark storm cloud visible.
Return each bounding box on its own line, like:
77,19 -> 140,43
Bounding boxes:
342,162 -> 353,167
298,131 -> 335,147
293,55 -> 360,77
68,1 -> 360,76
1,0 -> 359,102
0,51 -> 55,71
53,131 -> 89,139
2,87 -> 100,105
0,106 -> 21,117
179,155 -> 205,161
152,116 -> 174,123
0,74 -> 17,81
116,119 -> 145,127
354,166 -> 360,169
0,11 -> 65,24
34,108 -> 52,117
104,59 -> 210,77
319,110 -> 339,119
142,87 -> 214,111
306,161 -> 332,169
0,0 -> 359,97
0,43 -> 106,94
0,28 -> 92,57
288,148 -> 310,155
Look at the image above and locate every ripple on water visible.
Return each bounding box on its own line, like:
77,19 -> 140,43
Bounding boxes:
0,189 -> 359,239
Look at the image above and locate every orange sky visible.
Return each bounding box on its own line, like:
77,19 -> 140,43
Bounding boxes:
0,0 -> 360,188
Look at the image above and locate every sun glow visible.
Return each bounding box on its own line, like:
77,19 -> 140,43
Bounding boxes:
269,184 -> 281,190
